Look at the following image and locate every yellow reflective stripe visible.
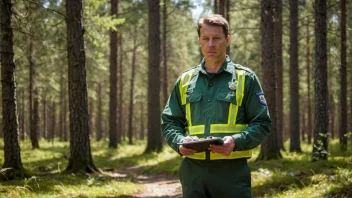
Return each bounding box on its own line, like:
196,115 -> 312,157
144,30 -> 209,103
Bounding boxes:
210,150 -> 252,160
228,104 -> 238,125
236,70 -> 246,106
186,103 -> 192,126
186,152 -> 206,160
188,125 -> 205,135
179,72 -> 192,105
187,150 -> 252,160
186,137 -> 206,159
210,124 -> 248,133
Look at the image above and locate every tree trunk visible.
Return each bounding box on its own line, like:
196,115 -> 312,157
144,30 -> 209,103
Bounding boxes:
301,104 -> 305,141
288,0 -> 301,153
59,66 -> 64,141
29,41 -> 40,149
51,99 -> 56,141
226,0 -> 230,55
140,101 -> 145,140
65,0 -> 98,173
274,0 -> 284,150
350,50 -> 352,137
96,82 -> 103,141
118,33 -> 124,143
19,88 -> 26,141
128,36 -> 137,145
306,19 -> 313,144
146,0 -> 162,153
63,88 -> 68,141
43,97 -> 47,140
0,0 -> 29,180
89,97 -> 94,136
339,0 -> 347,151
329,93 -> 335,139
214,0 -> 218,14
218,0 -> 225,16
257,0 -> 282,160
313,0 -> 328,161
162,0 -> 168,106
109,0 -> 119,148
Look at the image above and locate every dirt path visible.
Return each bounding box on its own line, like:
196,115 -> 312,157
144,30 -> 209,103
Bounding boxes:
111,166 -> 182,198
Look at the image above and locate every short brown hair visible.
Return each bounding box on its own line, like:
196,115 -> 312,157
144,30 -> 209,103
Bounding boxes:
197,14 -> 229,37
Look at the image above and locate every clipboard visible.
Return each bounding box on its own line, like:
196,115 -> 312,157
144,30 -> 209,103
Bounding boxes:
177,137 -> 224,152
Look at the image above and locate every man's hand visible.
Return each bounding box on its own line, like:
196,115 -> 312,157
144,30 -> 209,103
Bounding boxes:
179,136 -> 199,156
208,136 -> 235,156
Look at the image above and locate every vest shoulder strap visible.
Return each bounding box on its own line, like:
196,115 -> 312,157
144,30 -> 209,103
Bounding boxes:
179,68 -> 199,105
236,69 -> 246,106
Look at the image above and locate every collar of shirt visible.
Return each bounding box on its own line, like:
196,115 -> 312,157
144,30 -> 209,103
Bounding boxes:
198,55 -> 236,76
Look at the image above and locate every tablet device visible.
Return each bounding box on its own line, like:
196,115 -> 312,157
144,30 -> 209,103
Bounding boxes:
177,137 -> 224,152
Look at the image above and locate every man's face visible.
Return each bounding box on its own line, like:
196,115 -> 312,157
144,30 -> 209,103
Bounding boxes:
198,23 -> 230,63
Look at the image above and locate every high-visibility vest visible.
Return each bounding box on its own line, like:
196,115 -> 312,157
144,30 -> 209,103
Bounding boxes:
179,67 -> 252,160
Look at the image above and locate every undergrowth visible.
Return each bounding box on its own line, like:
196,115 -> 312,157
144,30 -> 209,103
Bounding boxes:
0,138 -> 351,198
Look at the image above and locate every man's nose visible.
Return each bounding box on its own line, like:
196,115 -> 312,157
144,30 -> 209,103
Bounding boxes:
208,39 -> 215,47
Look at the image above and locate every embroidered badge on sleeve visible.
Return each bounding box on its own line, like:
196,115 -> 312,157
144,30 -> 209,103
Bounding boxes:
256,92 -> 267,105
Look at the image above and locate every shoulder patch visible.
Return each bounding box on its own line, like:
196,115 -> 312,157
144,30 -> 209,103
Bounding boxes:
256,92 -> 267,105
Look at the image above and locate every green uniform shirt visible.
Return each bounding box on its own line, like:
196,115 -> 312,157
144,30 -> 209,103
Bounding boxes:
161,56 -> 272,157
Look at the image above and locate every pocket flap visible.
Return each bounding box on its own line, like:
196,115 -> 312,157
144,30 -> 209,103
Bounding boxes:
216,91 -> 237,105
186,92 -> 202,103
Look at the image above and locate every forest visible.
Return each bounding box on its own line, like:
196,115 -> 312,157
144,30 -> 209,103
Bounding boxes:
0,0 -> 351,197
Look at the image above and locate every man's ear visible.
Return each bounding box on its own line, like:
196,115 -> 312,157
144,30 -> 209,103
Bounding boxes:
226,35 -> 230,46
198,37 -> 200,46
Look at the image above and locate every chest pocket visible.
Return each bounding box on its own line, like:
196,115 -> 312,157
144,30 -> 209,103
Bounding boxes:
216,91 -> 245,123
216,91 -> 236,121
186,92 -> 202,104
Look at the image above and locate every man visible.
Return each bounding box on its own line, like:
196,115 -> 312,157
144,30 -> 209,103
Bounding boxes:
161,14 -> 271,198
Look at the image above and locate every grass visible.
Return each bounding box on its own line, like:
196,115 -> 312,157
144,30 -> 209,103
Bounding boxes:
0,138 -> 351,198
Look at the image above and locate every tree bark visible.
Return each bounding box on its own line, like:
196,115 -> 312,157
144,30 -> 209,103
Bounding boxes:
313,0 -> 328,161
301,104 -> 305,141
289,0 -> 301,153
339,0 -> 347,151
274,0 -> 284,150
146,0 -> 162,153
29,41 -> 40,149
257,0 -> 281,160
140,101 -> 145,140
96,82 -> 103,141
63,89 -> 68,141
89,97 -> 94,136
51,99 -> 56,141
118,33 -> 124,143
19,88 -> 26,141
162,0 -> 168,106
43,97 -> 47,140
0,0 -> 29,180
226,0 -> 230,55
65,0 -> 98,173
214,0 -> 218,14
329,92 -> 335,139
128,34 -> 137,145
59,66 -> 64,141
109,0 -> 119,148
306,19 -> 313,144
218,0 -> 225,16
